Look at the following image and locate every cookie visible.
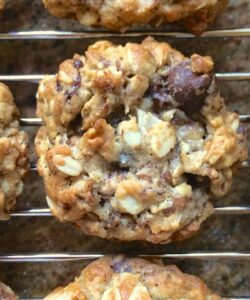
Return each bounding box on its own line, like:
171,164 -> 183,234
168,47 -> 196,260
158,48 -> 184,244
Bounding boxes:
42,0 -> 228,34
35,37 -> 247,244
0,83 -> 29,220
0,281 -> 17,300
44,255 -> 221,300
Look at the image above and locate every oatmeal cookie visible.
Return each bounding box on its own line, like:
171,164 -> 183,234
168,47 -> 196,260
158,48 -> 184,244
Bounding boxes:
35,38 -> 247,244
0,83 -> 29,220
42,0 -> 228,34
0,281 -> 18,300
44,255 -> 221,300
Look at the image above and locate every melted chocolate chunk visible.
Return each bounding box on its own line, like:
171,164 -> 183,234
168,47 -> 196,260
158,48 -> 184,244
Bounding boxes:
148,60 -> 214,116
167,60 -> 214,115
74,59 -> 84,69
65,75 -> 81,101
237,124 -> 245,135
64,60 -> 83,101
112,258 -> 131,273
56,80 -> 63,92
104,212 -> 121,229
148,83 -> 173,114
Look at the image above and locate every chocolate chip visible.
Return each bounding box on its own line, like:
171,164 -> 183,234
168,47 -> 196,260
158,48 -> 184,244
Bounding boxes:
74,59 -> 83,69
237,124 -> 245,135
64,60 -> 83,101
112,258 -> 131,273
56,80 -> 63,92
65,75 -> 81,101
167,60 -> 214,115
146,83 -> 174,114
104,212 -> 120,229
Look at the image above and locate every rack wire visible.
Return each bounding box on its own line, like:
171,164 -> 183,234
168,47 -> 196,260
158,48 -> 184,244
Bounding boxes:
0,28 -> 249,40
0,72 -> 250,82
0,27 -> 250,299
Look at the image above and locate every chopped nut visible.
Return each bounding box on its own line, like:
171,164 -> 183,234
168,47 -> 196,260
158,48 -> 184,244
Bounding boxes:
208,115 -> 223,128
137,109 -> 159,135
58,70 -> 74,85
149,121 -> 176,158
116,180 -> 142,199
150,198 -> 173,214
142,37 -> 172,67
77,11 -> 99,26
101,288 -> 121,300
113,195 -> 145,215
137,109 -> 176,157
44,286 -> 79,300
191,54 -> 214,74
129,283 -> 151,300
162,109 -> 176,122
119,118 -> 142,148
123,131 -> 142,148
53,154 -> 83,176
125,43 -> 156,77
124,75 -> 149,112
81,119 -> 116,161
149,213 -> 182,234
205,127 -> 237,165
114,180 -> 147,215
174,183 -> 192,198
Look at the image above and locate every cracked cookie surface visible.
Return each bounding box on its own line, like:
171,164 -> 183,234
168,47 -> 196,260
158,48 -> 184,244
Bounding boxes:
0,83 -> 29,220
44,255 -> 221,300
35,37 -> 247,244
42,0 -> 228,34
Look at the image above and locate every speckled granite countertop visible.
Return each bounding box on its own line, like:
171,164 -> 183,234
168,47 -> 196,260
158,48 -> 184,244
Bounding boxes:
0,0 -> 250,298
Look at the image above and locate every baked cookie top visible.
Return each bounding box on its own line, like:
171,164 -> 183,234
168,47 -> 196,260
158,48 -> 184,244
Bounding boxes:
0,281 -> 18,300
36,37 -> 247,244
42,0 -> 228,34
44,255 -> 221,300
0,83 -> 29,220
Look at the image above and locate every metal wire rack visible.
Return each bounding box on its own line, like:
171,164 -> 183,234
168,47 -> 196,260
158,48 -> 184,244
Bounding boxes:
0,27 -> 250,300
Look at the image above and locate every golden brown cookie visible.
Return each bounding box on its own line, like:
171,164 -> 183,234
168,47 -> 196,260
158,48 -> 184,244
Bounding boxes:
0,83 -> 29,220
44,255 -> 221,300
42,0 -> 228,34
35,38 -> 247,244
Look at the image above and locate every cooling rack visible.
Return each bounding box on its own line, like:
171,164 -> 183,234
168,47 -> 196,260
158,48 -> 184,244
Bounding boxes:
0,27 -> 250,300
